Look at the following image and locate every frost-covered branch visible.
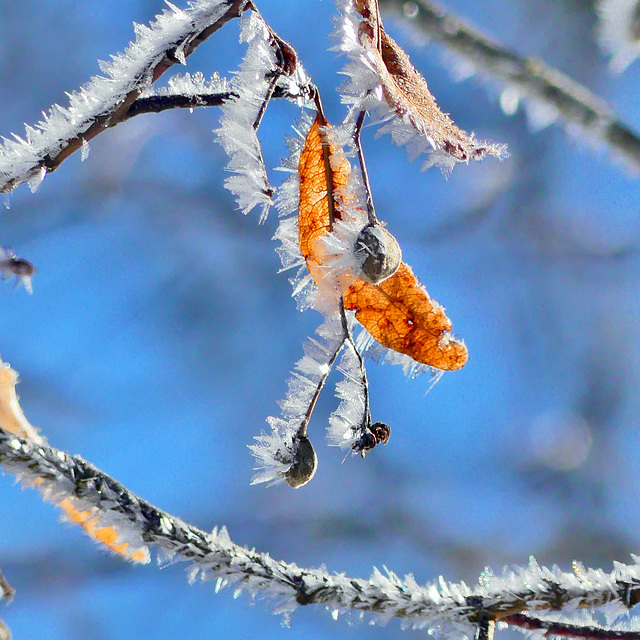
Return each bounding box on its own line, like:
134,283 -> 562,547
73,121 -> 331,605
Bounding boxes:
379,0 -> 640,171
0,0 -> 250,195
3,426 -> 640,637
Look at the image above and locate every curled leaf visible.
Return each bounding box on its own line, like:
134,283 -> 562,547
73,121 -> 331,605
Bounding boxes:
351,0 -> 504,164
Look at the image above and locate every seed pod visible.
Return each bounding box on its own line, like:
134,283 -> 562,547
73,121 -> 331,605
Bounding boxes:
354,223 -> 402,285
284,435 -> 317,488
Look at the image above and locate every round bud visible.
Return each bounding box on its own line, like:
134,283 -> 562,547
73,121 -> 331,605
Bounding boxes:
284,435 -> 318,488
354,224 -> 402,285
371,422 -> 391,446
352,422 -> 391,454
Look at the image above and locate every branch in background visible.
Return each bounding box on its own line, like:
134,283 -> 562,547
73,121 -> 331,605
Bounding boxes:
0,0 -> 250,195
0,247 -> 36,294
0,570 -> 13,640
3,426 -> 640,637
0,571 -> 14,603
378,0 -> 640,172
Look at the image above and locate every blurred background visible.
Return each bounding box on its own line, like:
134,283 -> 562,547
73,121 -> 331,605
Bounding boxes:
0,0 -> 639,638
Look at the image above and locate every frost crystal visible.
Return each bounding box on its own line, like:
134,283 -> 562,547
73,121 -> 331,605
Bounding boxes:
151,71 -> 230,99
597,0 -> 640,73
214,11 -> 278,222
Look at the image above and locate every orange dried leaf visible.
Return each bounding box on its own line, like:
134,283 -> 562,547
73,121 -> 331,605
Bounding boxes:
298,116 -> 352,284
353,0 -> 502,163
344,263 -> 468,370
58,498 -> 149,563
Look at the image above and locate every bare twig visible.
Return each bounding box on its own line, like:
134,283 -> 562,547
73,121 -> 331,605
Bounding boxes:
379,0 -> 640,171
125,92 -> 236,117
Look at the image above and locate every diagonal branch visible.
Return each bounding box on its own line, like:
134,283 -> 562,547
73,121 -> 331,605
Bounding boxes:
378,0 -> 640,171
0,0 -> 250,194
2,424 -> 640,636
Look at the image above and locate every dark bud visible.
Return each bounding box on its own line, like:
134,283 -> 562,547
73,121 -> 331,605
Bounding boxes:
370,422 -> 391,445
352,422 -> 391,454
284,435 -> 318,488
354,224 -> 402,285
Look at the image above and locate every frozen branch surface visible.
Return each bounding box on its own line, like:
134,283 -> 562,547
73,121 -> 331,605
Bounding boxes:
0,0 -> 248,194
2,426 -> 640,636
379,0 -> 640,171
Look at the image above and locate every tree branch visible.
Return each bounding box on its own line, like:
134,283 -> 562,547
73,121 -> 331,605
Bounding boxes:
0,0 -> 250,194
2,425 -> 640,634
379,0 -> 640,171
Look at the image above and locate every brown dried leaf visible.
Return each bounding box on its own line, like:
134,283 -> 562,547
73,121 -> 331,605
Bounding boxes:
353,0 -> 502,163
0,357 -> 148,563
297,118 -> 467,371
344,263 -> 468,370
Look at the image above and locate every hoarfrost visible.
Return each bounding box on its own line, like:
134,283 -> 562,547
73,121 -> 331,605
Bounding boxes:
0,0 -> 230,194
597,0 -> 640,73
214,11 -> 278,222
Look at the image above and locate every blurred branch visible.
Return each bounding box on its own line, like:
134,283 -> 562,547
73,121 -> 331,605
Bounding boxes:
2,426 -> 640,636
0,571 -> 14,603
379,0 -> 640,171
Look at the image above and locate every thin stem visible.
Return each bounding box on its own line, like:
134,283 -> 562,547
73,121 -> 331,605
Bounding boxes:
253,74 -> 279,131
0,0 -> 252,194
379,0 -> 640,171
339,303 -> 373,445
299,337 -> 347,437
353,110 -> 379,226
